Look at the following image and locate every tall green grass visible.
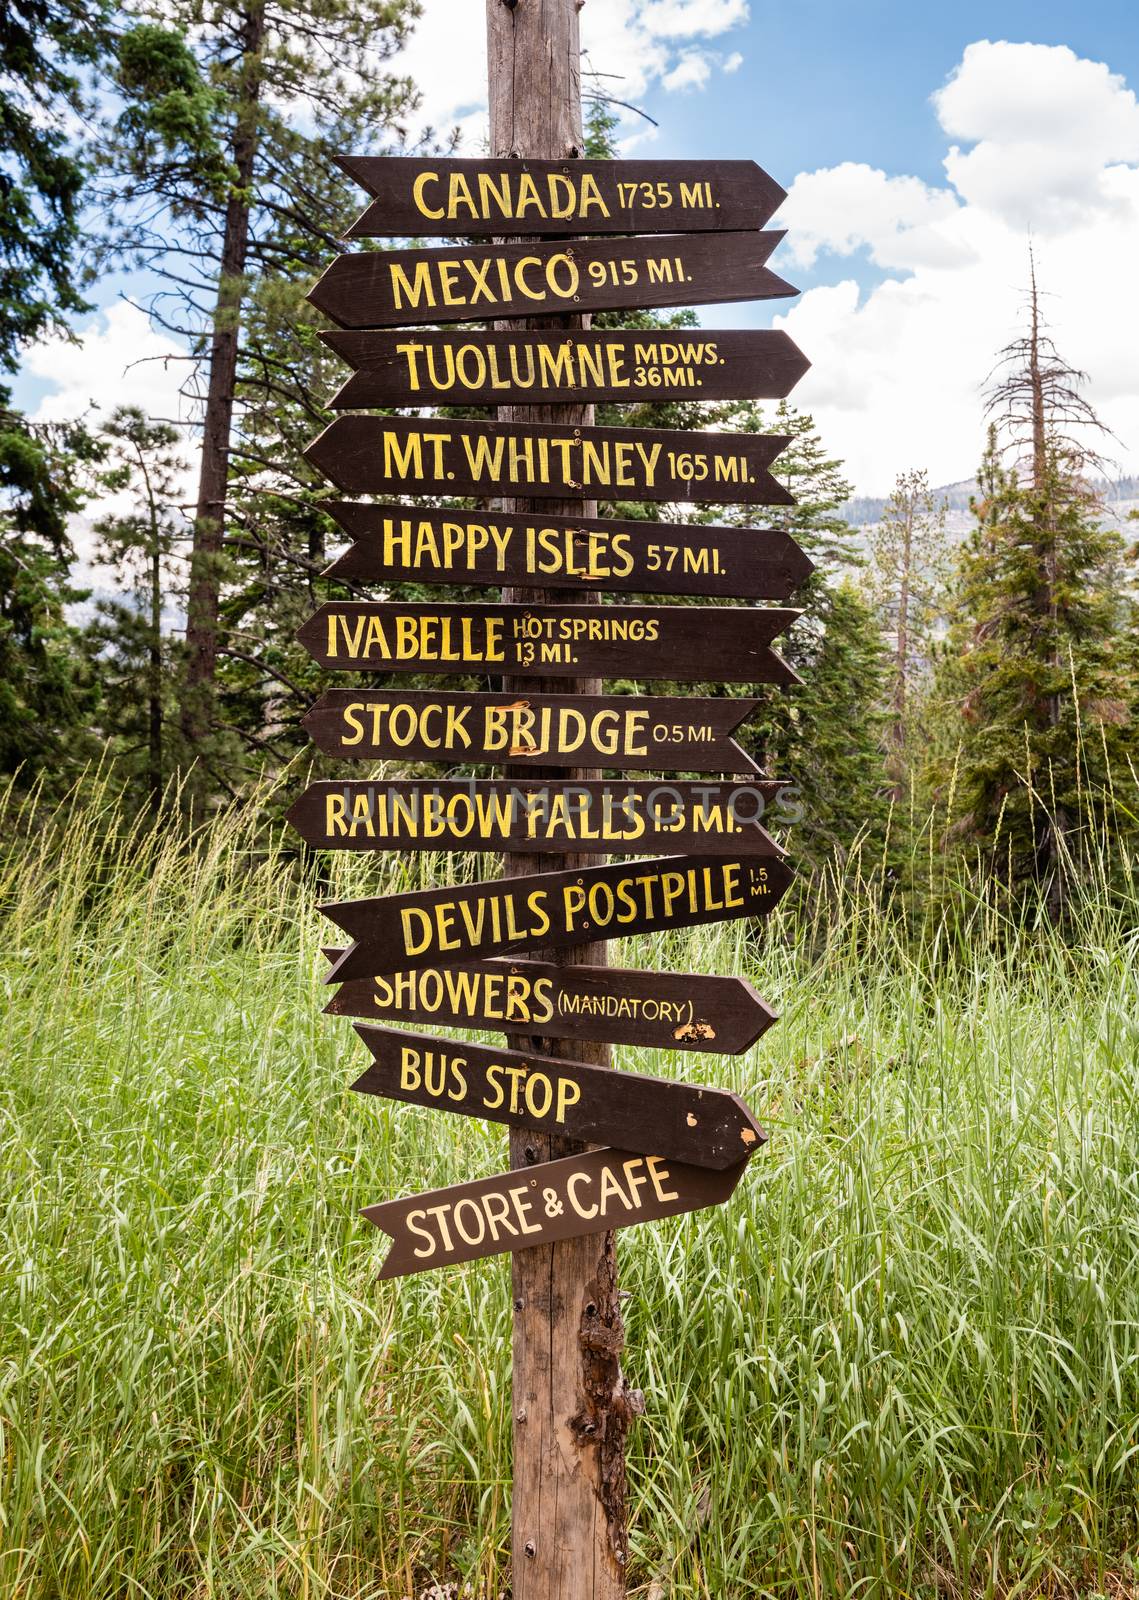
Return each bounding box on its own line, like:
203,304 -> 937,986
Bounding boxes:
1,774 -> 1138,1598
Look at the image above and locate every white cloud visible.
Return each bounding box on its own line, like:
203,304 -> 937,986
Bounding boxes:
774,40 -> 1139,492
722,51 -> 743,73
27,300 -> 193,430
385,0 -> 749,148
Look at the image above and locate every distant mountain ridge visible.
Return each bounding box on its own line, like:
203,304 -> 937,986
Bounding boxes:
841,476 -> 1139,538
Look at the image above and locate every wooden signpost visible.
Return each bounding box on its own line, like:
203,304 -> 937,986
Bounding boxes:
323,954 -> 779,1054
284,2 -> 821,1586
351,1024 -> 765,1169
287,778 -> 786,855
321,854 -> 793,982
321,327 -> 810,407
321,503 -> 814,600
304,415 -> 794,504
302,690 -> 767,772
296,600 -> 799,682
337,155 -> 787,237
363,1146 -> 752,1281
307,232 -> 795,329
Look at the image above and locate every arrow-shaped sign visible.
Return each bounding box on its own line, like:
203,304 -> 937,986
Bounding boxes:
322,854 -> 794,982
320,504 -> 814,602
304,417 -> 792,506
307,233 -> 795,330
362,1146 -> 754,1279
287,779 -> 786,856
322,952 -> 779,1054
301,690 -> 766,773
321,328 -> 810,408
351,1024 -> 765,1170
337,155 -> 786,237
295,602 -> 799,685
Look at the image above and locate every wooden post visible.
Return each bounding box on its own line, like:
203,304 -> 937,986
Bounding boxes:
486,2 -> 636,1594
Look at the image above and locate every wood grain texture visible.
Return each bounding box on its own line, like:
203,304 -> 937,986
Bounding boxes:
320,327 -> 810,406
304,415 -> 793,505
320,502 -> 814,600
322,953 -> 779,1054
350,1024 -> 766,1169
306,232 -> 795,329
301,689 -> 765,773
321,853 -> 794,980
295,600 -> 800,684
337,155 -> 786,236
285,778 -> 787,856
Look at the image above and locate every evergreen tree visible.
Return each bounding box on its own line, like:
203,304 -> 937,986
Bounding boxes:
863,468 -> 948,795
85,407 -> 187,811
100,0 -> 422,786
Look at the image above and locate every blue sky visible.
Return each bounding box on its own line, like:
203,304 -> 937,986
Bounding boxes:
22,0 -> 1139,497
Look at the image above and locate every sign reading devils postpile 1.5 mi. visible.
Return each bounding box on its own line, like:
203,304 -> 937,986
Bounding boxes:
305,417 -> 792,505
337,156 -> 786,237
287,778 -> 787,855
324,954 -> 779,1054
297,602 -> 798,683
322,328 -> 810,407
323,854 -> 793,982
351,1025 -> 765,1169
363,1146 -> 751,1280
308,233 -> 795,330
322,504 -> 813,601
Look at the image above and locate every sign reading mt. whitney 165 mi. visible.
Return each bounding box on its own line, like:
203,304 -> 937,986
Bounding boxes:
321,328 -> 810,408
307,234 -> 794,330
305,418 -> 792,506
322,953 -> 779,1054
286,779 -> 786,856
296,601 -> 799,684
321,504 -> 814,601
322,854 -> 794,982
363,1146 -> 752,1280
351,1024 -> 765,1170
302,691 -> 766,773
338,156 -> 786,237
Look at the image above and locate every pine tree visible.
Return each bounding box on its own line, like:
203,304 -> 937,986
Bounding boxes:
85,407 -> 188,811
864,468 -> 948,795
100,0 -> 421,786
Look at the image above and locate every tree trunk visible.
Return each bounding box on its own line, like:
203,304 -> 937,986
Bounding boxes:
181,0 -> 267,764
486,2 -> 635,1594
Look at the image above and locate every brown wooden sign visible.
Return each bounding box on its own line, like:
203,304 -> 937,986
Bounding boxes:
363,1146 -> 752,1279
322,854 -> 794,981
307,233 -> 795,330
302,690 -> 765,773
321,504 -> 813,601
305,417 -> 793,506
295,601 -> 799,684
321,328 -> 810,407
351,1024 -> 766,1170
322,953 -> 778,1054
286,779 -> 786,856
338,156 -> 786,237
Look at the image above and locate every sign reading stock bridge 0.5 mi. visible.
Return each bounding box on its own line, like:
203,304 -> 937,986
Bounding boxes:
293,151 -> 811,1283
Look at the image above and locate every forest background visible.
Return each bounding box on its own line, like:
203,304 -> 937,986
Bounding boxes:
2,1 -> 1139,1596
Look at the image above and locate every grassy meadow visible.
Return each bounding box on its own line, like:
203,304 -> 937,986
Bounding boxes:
1,775 -> 1138,1598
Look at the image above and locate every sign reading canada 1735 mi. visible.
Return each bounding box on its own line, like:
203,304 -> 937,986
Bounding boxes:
321,328 -> 810,407
305,418 -> 793,505
363,1146 -> 753,1280
322,953 -> 779,1054
296,601 -> 799,683
321,503 -> 814,601
337,156 -> 787,237
322,854 -> 794,982
301,691 -> 769,773
307,233 -> 795,329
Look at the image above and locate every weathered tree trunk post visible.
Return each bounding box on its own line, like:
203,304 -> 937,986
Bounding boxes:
486,2 -> 636,1594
